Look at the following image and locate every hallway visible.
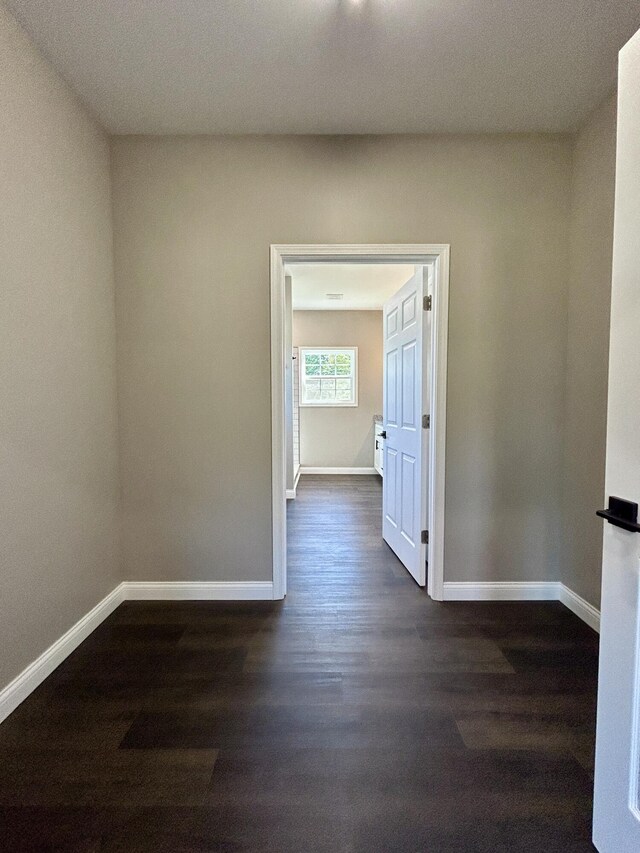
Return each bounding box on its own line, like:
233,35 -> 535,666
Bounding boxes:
0,477 -> 598,851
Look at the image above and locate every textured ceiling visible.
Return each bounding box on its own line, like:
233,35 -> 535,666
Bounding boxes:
6,0 -> 640,134
289,263 -> 415,310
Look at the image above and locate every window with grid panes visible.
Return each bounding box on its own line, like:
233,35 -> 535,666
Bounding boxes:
299,347 -> 358,407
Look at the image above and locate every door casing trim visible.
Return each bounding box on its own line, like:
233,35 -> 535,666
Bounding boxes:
270,244 -> 450,600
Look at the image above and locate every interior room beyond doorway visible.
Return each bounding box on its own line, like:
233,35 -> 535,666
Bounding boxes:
283,255 -> 443,596
288,263 -> 414,482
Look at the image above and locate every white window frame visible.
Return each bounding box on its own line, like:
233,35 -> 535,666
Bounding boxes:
298,347 -> 358,408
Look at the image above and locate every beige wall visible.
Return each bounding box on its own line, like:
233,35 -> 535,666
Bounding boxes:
0,0 -> 621,703
111,133 -> 573,585
562,92 -> 618,609
293,310 -> 383,469
0,5 -> 120,690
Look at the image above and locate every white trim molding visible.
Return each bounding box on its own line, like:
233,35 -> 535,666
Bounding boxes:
0,579 -> 275,724
443,581 -> 560,601
558,584 -> 601,632
122,581 -> 274,600
271,244 -> 450,603
0,575 -> 597,726
443,581 -> 600,632
300,467 -> 377,475
426,249 -> 449,602
286,467 -> 302,500
0,583 -> 125,724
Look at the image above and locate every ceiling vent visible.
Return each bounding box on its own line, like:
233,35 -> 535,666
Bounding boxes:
326,293 -> 344,300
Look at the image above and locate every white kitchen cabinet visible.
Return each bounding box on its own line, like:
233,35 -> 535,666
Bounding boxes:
374,421 -> 384,477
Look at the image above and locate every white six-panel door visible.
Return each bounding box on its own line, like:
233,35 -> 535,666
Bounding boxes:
593,26 -> 640,853
382,268 -> 428,585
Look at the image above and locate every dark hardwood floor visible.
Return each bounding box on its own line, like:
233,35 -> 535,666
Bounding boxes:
0,475 -> 599,851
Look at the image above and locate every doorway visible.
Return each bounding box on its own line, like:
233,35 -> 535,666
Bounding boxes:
270,245 -> 450,600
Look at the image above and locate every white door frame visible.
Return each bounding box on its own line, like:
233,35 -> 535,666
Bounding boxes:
270,244 -> 450,601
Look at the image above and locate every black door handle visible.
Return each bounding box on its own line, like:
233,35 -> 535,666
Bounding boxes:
380,431 -> 386,439
597,496 -> 640,533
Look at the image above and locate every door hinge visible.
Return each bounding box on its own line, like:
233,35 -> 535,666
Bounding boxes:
422,414 -> 430,429
421,530 -> 429,545
423,294 -> 432,311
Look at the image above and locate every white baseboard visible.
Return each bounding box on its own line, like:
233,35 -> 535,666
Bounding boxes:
0,579 -> 274,725
0,574 -> 599,726
442,581 -> 600,632
443,581 -> 561,601
286,467 -> 302,500
0,582 -> 125,724
300,467 -> 377,475
559,584 -> 601,632
122,581 -> 274,600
